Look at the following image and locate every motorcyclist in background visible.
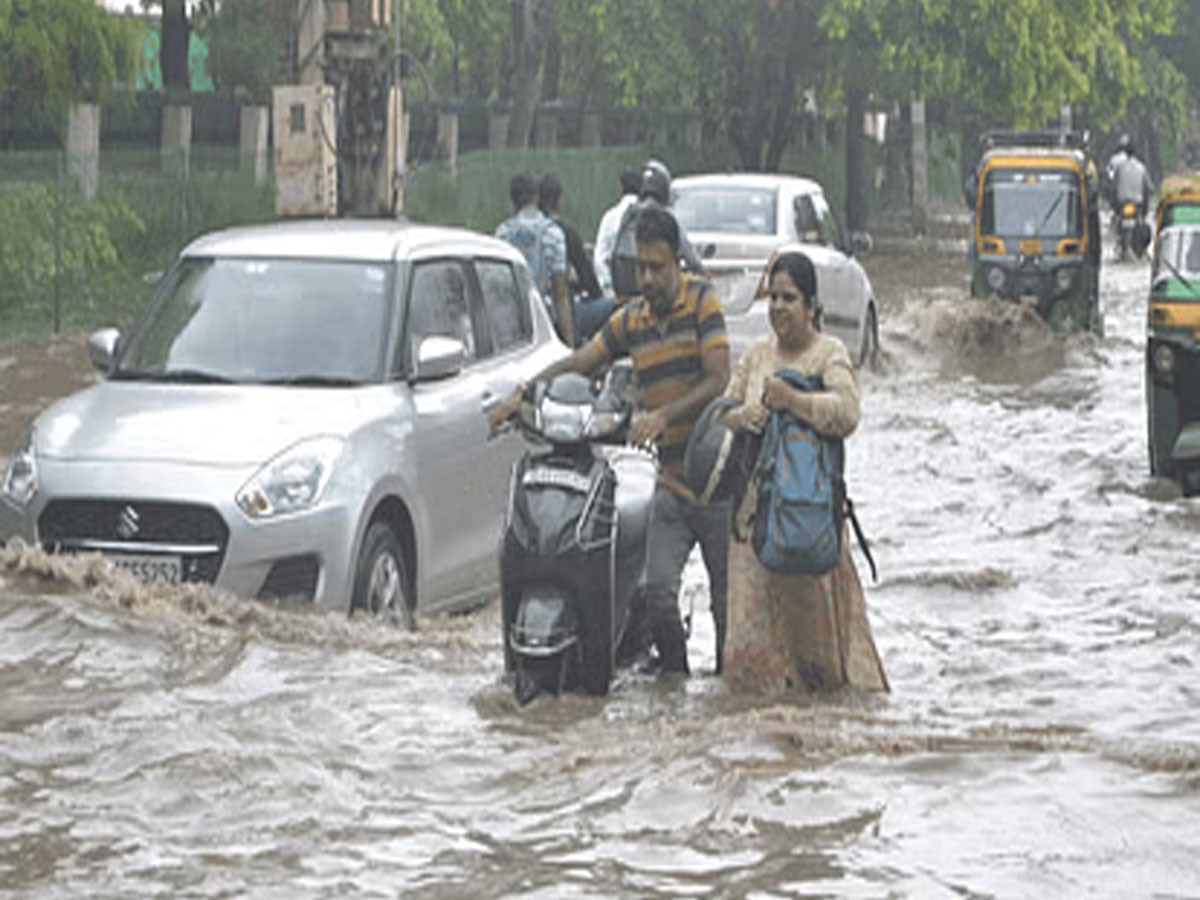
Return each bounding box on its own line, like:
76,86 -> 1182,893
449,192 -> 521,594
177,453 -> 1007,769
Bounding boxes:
1113,139 -> 1154,221
1113,139 -> 1155,259
1103,133 -> 1132,209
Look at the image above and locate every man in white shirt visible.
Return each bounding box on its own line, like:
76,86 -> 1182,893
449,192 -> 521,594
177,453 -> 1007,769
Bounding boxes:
593,169 -> 641,297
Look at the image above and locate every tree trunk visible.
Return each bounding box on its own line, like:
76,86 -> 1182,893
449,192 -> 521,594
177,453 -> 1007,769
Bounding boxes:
506,0 -> 544,148
161,0 -> 190,102
541,0 -> 560,103
845,84 -> 869,232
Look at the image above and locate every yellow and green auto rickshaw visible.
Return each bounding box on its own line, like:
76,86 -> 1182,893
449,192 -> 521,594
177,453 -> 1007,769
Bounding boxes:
1146,173 -> 1200,493
964,131 -> 1102,335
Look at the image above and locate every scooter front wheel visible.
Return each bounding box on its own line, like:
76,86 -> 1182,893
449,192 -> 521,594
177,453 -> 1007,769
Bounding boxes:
513,653 -> 572,705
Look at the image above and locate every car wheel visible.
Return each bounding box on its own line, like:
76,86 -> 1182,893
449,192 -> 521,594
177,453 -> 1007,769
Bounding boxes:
858,303 -> 879,368
351,521 -> 414,627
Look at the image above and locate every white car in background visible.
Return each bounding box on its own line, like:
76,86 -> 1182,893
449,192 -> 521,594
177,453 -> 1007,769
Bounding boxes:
672,172 -> 879,365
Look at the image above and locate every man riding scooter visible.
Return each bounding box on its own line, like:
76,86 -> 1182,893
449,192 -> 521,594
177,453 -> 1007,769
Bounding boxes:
488,205 -> 731,677
1113,139 -> 1155,260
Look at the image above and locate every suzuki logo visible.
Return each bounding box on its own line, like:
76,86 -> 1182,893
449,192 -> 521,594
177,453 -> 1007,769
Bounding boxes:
116,505 -> 141,540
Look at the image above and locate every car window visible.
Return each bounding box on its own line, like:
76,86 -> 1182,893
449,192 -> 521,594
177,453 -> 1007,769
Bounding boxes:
673,187 -> 777,235
406,259 -> 478,365
810,192 -> 845,249
794,193 -> 820,243
475,258 -> 530,353
119,257 -> 388,383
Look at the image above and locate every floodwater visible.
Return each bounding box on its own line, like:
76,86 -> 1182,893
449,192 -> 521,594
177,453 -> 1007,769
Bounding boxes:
2,230 -> 1199,899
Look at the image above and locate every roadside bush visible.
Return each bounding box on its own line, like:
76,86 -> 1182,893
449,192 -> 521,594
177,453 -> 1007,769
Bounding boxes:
0,183 -> 145,344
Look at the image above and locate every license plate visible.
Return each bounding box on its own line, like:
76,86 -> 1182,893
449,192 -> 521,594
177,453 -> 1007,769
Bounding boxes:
108,553 -> 182,585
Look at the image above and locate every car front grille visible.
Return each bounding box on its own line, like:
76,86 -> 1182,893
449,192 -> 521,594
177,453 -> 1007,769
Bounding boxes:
38,499 -> 229,584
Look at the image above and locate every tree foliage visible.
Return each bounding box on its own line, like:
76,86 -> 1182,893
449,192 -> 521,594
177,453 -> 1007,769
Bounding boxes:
195,0 -> 279,103
0,0 -> 139,135
820,0 -> 1178,129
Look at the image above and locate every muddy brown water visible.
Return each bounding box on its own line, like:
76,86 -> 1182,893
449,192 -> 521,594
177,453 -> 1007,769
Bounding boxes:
2,232 -> 1198,898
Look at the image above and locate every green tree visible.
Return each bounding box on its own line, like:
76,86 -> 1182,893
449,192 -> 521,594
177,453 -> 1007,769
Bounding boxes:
196,0 -> 279,103
819,0 -> 1181,224
0,0 -> 140,140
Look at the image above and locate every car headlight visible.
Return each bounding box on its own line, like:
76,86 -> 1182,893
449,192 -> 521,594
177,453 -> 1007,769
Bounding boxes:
236,435 -> 344,519
1152,343 -> 1176,376
986,266 -> 1006,292
2,430 -> 38,508
1054,267 -> 1074,294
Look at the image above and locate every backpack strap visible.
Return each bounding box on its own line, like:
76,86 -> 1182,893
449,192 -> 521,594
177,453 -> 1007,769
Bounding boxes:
844,496 -> 878,582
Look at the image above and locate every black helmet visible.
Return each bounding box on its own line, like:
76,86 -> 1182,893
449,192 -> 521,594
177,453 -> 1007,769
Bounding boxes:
684,396 -> 762,505
640,159 -> 671,204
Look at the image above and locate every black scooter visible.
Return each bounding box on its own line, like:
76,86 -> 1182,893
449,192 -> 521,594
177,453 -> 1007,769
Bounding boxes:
495,365 -> 656,704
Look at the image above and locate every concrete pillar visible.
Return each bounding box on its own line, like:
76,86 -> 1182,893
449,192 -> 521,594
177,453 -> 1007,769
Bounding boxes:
684,113 -> 702,153
581,112 -> 602,148
535,111 -> 558,149
488,111 -> 509,150
651,116 -> 668,152
392,87 -> 407,217
239,105 -> 270,186
910,98 -> 928,236
162,104 -> 192,175
66,104 -> 100,201
436,111 -> 459,180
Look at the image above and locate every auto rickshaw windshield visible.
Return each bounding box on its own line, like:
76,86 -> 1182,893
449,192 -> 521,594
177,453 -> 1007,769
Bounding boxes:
1154,225 -> 1200,300
981,168 -> 1082,238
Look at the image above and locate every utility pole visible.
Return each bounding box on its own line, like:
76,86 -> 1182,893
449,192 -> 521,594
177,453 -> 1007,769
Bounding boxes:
276,0 -> 403,218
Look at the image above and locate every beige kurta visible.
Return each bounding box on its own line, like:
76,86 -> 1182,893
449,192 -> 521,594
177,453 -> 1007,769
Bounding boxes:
723,332 -> 889,695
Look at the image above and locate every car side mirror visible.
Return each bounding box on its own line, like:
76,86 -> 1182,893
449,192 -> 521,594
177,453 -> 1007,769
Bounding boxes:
414,335 -> 465,382
701,243 -> 717,259
848,231 -> 873,258
88,327 -> 121,373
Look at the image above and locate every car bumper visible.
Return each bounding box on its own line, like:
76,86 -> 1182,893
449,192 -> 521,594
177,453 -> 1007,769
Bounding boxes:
0,457 -> 359,609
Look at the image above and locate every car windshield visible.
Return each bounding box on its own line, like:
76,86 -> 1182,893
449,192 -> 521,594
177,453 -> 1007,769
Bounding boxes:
1153,226 -> 1200,300
982,168 -> 1082,238
672,186 -> 777,235
115,257 -> 390,384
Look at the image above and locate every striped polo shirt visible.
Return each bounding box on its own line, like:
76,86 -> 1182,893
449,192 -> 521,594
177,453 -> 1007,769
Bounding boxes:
594,273 -> 729,496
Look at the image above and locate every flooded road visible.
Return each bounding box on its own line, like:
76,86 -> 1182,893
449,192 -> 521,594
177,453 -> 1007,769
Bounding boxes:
3,231 -> 1199,898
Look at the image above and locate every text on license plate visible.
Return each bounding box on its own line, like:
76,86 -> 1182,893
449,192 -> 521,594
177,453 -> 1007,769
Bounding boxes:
108,553 -> 182,585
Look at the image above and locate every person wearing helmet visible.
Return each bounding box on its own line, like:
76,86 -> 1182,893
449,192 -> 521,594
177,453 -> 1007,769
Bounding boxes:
1113,138 -> 1154,222
1104,133 -> 1132,209
607,159 -> 706,302
718,250 -> 888,695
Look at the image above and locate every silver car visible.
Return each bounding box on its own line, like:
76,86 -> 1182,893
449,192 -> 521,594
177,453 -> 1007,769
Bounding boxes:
671,172 -> 879,364
0,219 -> 567,618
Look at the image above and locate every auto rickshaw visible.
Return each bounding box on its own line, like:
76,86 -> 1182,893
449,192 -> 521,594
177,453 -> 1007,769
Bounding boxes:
1146,172 -> 1200,493
964,130 -> 1103,335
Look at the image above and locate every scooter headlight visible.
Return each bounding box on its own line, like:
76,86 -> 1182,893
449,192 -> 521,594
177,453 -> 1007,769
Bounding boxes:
1,430 -> 38,508
986,266 -> 1006,292
1153,343 -> 1176,376
236,436 -> 344,519
585,408 -> 626,439
539,397 -> 588,442
1054,266 -> 1074,295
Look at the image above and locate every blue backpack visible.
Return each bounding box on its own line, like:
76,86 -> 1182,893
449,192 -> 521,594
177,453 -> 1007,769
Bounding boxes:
751,370 -> 875,579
